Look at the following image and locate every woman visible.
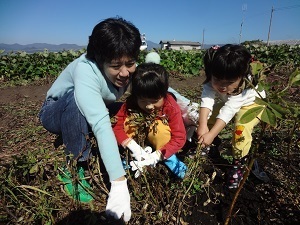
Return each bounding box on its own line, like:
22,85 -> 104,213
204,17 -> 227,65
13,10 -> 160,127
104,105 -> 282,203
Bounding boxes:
39,17 -> 140,222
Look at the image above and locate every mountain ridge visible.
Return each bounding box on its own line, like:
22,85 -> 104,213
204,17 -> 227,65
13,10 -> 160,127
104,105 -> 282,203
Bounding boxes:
0,41 -> 161,53
1,39 -> 299,53
0,43 -> 86,53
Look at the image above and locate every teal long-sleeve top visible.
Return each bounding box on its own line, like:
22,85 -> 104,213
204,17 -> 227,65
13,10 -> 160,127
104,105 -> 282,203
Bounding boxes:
46,54 -> 127,181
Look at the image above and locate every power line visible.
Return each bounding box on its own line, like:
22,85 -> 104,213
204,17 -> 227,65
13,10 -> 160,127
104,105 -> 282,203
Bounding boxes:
274,4 -> 300,11
267,4 -> 300,45
267,6 -> 274,46
203,4 -> 299,43
244,4 -> 300,21
239,4 -> 247,43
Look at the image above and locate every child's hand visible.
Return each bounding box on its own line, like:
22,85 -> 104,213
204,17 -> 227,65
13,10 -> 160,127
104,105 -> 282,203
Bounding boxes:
126,140 -> 152,161
198,132 -> 215,148
129,151 -> 162,178
130,160 -> 148,178
196,124 -> 209,140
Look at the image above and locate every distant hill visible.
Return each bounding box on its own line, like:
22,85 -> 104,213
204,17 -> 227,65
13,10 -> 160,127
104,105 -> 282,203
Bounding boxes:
1,40 -> 298,54
263,40 -> 300,46
0,41 -> 162,53
146,41 -> 160,50
0,43 -> 86,53
0,42 -> 226,53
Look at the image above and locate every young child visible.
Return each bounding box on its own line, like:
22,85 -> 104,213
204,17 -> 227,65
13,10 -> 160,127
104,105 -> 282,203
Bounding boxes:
112,62 -> 187,179
197,44 -> 266,189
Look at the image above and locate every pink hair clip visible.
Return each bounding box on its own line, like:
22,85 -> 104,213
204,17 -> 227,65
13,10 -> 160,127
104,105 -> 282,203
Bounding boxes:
212,45 -> 220,50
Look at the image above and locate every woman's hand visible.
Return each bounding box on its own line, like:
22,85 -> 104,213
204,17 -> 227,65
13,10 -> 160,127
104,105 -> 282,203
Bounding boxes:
106,177 -> 131,222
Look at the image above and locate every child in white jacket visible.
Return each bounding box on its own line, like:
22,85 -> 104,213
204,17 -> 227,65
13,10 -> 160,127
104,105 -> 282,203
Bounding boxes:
197,44 -> 266,189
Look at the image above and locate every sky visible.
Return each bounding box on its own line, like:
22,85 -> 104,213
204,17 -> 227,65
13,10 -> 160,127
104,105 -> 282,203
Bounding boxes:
1,0 -> 300,46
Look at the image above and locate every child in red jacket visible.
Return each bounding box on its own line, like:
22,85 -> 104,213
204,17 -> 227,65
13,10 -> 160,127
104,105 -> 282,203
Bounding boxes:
112,62 -> 187,179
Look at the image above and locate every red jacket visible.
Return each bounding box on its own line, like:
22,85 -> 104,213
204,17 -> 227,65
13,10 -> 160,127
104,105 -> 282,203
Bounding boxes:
113,93 -> 186,159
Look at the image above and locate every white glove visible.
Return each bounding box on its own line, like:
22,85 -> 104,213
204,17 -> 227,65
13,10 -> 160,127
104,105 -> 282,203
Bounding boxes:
126,139 -> 151,161
187,102 -> 200,125
106,179 -> 131,222
146,151 -> 162,167
130,160 -> 149,178
129,151 -> 162,178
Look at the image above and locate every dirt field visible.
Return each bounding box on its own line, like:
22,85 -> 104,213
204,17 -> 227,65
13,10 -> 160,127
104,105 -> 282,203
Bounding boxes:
0,75 -> 299,225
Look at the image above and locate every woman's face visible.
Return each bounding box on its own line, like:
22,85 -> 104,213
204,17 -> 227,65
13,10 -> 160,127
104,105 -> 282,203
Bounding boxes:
102,57 -> 136,87
137,97 -> 164,114
211,76 -> 242,95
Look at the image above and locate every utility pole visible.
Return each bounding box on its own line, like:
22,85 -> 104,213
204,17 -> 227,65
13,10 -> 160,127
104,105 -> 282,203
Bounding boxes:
239,4 -> 247,44
202,28 -> 205,49
267,6 -> 274,46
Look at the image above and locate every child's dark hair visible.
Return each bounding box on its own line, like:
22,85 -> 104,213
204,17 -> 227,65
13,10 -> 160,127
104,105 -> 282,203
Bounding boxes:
131,63 -> 169,99
86,17 -> 141,64
203,44 -> 252,82
126,63 -> 169,111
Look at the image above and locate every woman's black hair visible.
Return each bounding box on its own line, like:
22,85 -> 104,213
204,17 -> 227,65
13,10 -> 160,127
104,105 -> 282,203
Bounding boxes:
86,17 -> 141,65
203,44 -> 252,83
126,63 -> 169,110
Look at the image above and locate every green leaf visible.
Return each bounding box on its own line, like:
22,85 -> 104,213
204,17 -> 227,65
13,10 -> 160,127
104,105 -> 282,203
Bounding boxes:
261,108 -> 276,127
256,82 -> 265,92
17,185 -> 56,197
240,106 -> 264,124
268,103 -> 287,119
254,97 -> 268,106
290,73 -> 300,86
29,164 -> 39,174
250,61 -> 264,75
191,67 -> 199,75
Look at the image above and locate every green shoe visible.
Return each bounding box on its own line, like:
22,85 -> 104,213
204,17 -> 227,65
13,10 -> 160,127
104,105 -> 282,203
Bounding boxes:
57,166 -> 94,203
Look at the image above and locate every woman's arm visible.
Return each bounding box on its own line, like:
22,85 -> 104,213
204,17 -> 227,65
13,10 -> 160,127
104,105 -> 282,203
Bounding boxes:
73,62 -> 125,182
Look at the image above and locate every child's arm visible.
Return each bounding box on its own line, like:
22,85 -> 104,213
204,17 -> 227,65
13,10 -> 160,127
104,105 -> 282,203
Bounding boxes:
197,107 -> 210,138
197,105 -> 226,148
132,96 -> 186,168
199,118 -> 226,148
112,104 -> 131,145
197,83 -> 217,146
156,94 -> 187,159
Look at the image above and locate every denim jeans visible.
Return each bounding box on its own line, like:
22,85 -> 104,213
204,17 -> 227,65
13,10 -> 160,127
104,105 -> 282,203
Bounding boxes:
39,91 -> 91,161
39,91 -> 123,162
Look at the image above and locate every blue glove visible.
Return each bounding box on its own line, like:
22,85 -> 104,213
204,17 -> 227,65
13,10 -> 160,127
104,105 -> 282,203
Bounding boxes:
164,154 -> 187,179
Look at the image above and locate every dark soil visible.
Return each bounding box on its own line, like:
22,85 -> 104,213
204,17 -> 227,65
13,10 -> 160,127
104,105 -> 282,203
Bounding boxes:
0,74 -> 299,225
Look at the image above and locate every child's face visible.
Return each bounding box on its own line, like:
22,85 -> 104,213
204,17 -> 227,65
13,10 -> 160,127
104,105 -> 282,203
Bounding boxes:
103,57 -> 136,87
137,97 -> 164,114
211,76 -> 242,95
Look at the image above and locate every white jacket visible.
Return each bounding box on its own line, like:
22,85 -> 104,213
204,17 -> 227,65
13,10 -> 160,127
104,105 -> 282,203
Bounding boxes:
200,82 -> 266,124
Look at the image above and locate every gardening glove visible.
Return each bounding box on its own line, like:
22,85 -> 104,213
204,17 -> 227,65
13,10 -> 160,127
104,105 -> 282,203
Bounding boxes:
144,150 -> 162,167
129,159 -> 150,178
126,139 -> 152,161
129,151 -> 162,178
106,178 -> 131,222
164,154 -> 187,179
